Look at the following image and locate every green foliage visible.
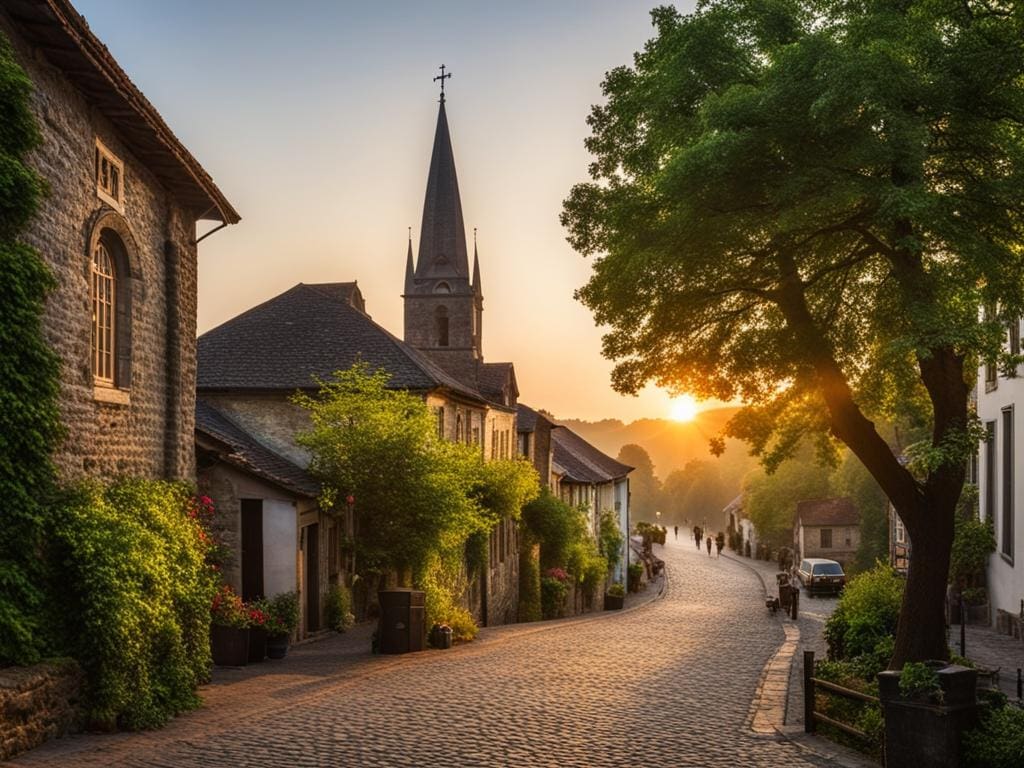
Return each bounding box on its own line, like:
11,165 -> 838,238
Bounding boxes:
743,454 -> 837,545
0,30 -> 62,667
517,529 -> 541,623
48,480 -> 215,729
824,564 -> 904,662
836,452 -> 889,575
949,487 -> 994,588
568,539 -> 607,594
812,660 -> 884,761
562,0 -> 1024,663
606,582 -> 625,598
963,706 -> 1024,768
522,489 -> 586,570
662,459 -> 731,529
598,509 -> 625,572
296,364 -> 538,638
324,585 -> 354,632
616,443 -> 661,519
540,571 -> 570,620
899,662 -> 943,703
263,592 -> 300,637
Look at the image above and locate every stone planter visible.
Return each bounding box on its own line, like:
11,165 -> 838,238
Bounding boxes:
210,625 -> 249,667
877,665 -> 979,768
266,634 -> 289,660
604,593 -> 625,611
247,626 -> 267,663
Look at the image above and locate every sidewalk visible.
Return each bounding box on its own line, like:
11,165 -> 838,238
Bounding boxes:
959,623 -> 1024,700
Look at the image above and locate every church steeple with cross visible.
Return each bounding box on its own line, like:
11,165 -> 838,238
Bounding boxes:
403,67 -> 483,377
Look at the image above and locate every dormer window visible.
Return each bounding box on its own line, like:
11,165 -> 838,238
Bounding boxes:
95,138 -> 124,211
434,282 -> 452,294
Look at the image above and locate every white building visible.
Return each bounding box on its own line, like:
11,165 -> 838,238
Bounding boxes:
976,331 -> 1024,633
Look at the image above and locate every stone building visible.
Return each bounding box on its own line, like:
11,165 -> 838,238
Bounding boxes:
793,497 -> 861,567
517,403 -> 557,489
2,0 -> 238,483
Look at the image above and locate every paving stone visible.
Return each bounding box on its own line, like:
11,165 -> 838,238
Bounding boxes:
6,541 -> 853,767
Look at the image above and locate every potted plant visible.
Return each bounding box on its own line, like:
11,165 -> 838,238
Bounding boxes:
604,581 -> 625,610
264,591 -> 300,659
247,599 -> 269,663
210,584 -> 250,666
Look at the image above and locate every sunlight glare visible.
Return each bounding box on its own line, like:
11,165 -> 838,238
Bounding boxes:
669,395 -> 699,422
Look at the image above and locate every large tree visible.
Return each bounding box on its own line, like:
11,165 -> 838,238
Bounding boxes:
616,443 -> 662,519
563,1 -> 1024,665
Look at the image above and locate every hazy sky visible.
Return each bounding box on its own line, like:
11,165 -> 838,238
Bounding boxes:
74,0 -> 707,422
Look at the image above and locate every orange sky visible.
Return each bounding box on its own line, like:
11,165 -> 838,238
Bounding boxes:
75,0 -> 709,422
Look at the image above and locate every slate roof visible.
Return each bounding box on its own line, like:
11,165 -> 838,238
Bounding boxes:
517,403 -> 541,433
478,362 -> 517,403
195,400 -> 318,498
552,426 -> 633,484
197,282 -> 489,404
4,0 -> 238,224
797,497 -> 860,527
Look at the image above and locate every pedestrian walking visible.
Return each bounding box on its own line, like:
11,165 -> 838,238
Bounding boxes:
706,536 -> 713,557
715,532 -> 725,558
693,526 -> 702,549
674,525 -> 678,541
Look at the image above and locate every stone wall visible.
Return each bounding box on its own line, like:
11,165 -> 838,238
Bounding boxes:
2,11 -> 200,483
0,661 -> 83,761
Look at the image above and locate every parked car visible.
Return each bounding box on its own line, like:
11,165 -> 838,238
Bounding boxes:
797,558 -> 846,596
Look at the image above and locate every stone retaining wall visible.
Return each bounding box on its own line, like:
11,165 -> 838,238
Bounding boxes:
0,661 -> 83,761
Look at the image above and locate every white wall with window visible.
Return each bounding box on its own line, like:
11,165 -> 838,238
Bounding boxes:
977,317 -> 1024,628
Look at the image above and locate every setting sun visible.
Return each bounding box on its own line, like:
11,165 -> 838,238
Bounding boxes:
669,395 -> 699,422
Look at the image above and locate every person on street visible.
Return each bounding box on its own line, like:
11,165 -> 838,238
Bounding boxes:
715,532 -> 725,558
706,535 -> 713,557
693,526 -> 702,549
674,525 -> 678,541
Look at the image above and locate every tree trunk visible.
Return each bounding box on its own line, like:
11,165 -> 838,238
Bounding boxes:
890,491 -> 957,668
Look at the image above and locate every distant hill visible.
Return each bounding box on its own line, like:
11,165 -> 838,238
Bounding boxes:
557,407 -> 755,482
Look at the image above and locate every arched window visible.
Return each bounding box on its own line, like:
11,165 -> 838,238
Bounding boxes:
435,305 -> 449,347
91,242 -> 116,383
87,211 -> 137,393
434,281 -> 452,294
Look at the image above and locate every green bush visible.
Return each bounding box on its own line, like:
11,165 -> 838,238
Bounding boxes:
0,30 -> 62,667
950,495 -> 995,588
598,510 -> 624,572
963,706 -> 1024,768
48,480 -> 215,729
324,585 -> 354,632
540,570 -> 570,619
824,563 -> 903,662
517,529 -> 541,622
899,662 -> 943,703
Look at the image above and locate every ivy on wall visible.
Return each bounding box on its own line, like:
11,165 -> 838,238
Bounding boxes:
0,30 -> 62,666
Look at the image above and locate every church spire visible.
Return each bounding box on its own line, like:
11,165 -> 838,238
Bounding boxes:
415,90 -> 469,283
404,227 -> 415,295
472,228 -> 482,297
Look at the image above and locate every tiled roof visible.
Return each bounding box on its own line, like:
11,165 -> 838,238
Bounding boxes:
797,497 -> 859,527
195,400 -> 319,498
197,282 -> 488,404
479,362 -> 516,401
516,403 -> 556,434
723,494 -> 743,515
552,427 -> 633,484
304,282 -> 365,313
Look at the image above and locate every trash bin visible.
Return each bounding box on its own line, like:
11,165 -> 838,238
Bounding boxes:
378,588 -> 425,654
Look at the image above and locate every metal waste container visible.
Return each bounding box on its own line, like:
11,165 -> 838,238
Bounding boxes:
378,589 -> 425,654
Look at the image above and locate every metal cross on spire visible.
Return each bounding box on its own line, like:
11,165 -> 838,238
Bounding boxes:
433,64 -> 451,102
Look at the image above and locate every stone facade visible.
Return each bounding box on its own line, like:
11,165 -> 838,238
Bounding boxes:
0,661 -> 82,761
1,4 -> 236,484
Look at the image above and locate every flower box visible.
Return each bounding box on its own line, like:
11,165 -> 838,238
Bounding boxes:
211,625 -> 249,667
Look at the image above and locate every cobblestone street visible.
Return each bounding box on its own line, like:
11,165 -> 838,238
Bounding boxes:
7,541 -> 856,767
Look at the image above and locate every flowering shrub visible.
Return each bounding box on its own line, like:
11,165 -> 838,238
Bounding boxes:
210,585 -> 250,629
544,567 -> 569,582
263,592 -> 300,638
49,480 -> 216,729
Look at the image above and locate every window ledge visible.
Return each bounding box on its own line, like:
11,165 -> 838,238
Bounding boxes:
93,385 -> 130,406
1000,552 -> 1014,567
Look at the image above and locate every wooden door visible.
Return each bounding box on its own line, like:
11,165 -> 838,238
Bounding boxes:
305,523 -> 320,632
240,498 -> 264,601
